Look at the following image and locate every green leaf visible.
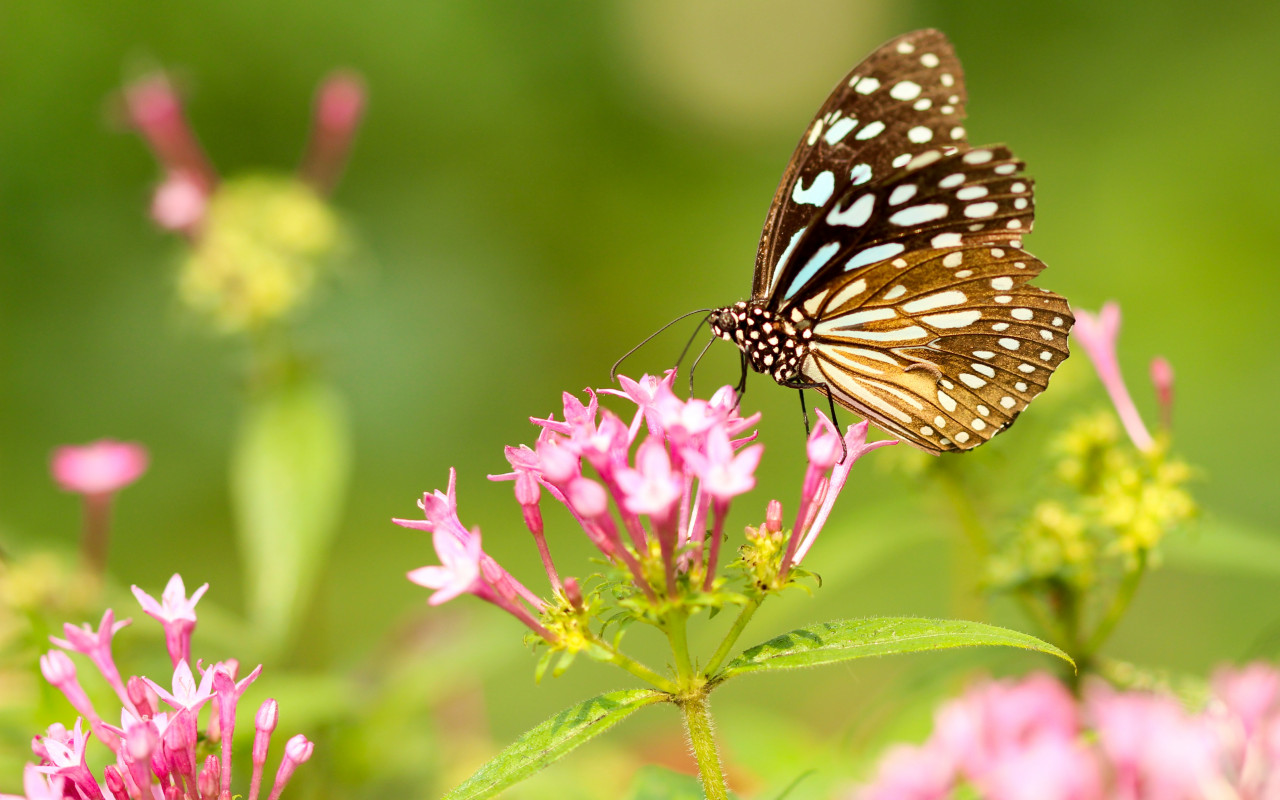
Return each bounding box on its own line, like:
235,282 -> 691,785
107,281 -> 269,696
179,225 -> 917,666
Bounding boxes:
230,376 -> 351,654
443,689 -> 667,800
720,617 -> 1071,679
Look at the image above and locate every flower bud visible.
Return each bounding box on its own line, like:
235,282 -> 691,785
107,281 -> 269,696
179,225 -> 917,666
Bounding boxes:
563,577 -> 584,611
198,755 -> 220,800
104,765 -> 130,800
766,500 -> 783,534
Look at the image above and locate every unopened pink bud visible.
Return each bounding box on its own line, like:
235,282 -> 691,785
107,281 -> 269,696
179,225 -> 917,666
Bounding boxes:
127,676 -> 155,718
1151,356 -> 1174,430
766,500 -> 783,533
537,438 -> 579,485
104,765 -> 129,800
199,755 -> 220,799
316,74 -> 365,132
126,721 -> 158,762
301,72 -> 366,193
563,577 -> 584,610
265,735 -> 314,800
40,649 -> 76,685
568,477 -> 608,518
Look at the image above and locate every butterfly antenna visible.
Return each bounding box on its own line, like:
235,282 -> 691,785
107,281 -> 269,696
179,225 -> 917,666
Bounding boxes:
610,308 -> 714,382
686,335 -> 717,398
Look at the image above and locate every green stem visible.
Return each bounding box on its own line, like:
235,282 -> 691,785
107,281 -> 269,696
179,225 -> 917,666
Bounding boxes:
588,634 -> 679,694
704,596 -> 762,678
666,612 -> 694,685
681,694 -> 729,800
1083,550 -> 1148,658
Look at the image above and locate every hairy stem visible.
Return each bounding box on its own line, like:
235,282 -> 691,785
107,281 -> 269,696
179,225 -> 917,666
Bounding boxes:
666,612 -> 694,685
704,596 -> 761,678
682,694 -> 729,800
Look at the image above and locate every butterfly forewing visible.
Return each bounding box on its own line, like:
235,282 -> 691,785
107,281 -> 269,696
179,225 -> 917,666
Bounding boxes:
753,29 -> 970,300
799,245 -> 1072,453
768,145 -> 1035,311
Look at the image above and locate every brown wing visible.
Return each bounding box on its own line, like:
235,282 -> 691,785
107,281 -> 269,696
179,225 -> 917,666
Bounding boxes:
753,29 -> 969,301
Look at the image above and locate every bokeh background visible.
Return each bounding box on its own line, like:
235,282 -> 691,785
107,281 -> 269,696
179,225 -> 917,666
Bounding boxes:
2,0 -> 1278,797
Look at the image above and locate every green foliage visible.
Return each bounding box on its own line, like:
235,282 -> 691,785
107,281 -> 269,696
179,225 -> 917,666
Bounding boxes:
230,374 -> 351,654
718,617 -> 1071,679
442,689 -> 667,800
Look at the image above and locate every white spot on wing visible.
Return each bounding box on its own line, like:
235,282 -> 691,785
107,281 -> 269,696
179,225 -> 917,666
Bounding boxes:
1011,308 -> 1033,321
827,193 -> 875,227
883,285 -> 907,300
824,117 -> 858,145
931,232 -> 962,248
956,186 -> 988,201
998,338 -> 1020,350
792,171 -> 836,206
991,277 -> 1014,291
890,204 -> 948,226
783,240 -> 842,299
856,121 -> 886,140
822,325 -> 928,342
939,173 -> 965,189
855,77 -> 881,94
937,391 -> 957,412
844,243 -> 906,271
923,310 -> 981,329
921,53 -> 940,68
850,163 -> 873,185
964,202 -> 999,218
768,226 -> 806,294
888,184 -> 918,206
903,290 -> 966,313
963,150 -> 992,164
907,126 -> 933,143
890,81 -> 923,101
827,279 -> 867,310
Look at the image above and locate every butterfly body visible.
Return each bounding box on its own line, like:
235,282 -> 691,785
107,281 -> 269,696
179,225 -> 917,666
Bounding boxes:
719,29 -> 1073,455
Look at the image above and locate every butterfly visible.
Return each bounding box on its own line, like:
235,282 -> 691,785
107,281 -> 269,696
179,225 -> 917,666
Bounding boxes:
708,29 -> 1073,454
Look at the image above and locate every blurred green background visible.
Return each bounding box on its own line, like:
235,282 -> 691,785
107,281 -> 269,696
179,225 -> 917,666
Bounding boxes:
2,0 -> 1278,797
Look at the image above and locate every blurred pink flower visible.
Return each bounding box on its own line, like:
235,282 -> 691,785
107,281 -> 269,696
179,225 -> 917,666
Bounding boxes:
855,743 -> 955,800
0,764 -> 64,800
1150,356 -> 1175,431
50,440 -> 148,496
1071,303 -> 1154,451
301,71 -> 367,193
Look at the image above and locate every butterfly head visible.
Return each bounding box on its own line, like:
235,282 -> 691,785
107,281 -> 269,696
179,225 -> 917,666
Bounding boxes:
710,301 -> 811,382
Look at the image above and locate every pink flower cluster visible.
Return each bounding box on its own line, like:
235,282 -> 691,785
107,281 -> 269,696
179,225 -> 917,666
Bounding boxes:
7,575 -> 312,800
854,666 -> 1280,800
394,372 -> 893,640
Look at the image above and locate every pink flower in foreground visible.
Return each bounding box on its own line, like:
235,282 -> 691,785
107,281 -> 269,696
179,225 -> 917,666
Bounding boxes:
131,574 -> 208,667
1072,303 -> 1154,451
14,579 -> 312,800
855,743 -> 955,800
49,609 -> 132,706
50,440 -> 149,496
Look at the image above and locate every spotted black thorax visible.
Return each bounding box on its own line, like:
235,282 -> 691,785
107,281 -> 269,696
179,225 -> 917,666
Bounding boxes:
709,301 -> 812,384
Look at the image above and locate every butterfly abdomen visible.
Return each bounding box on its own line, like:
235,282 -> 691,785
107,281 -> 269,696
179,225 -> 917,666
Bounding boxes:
710,301 -> 812,383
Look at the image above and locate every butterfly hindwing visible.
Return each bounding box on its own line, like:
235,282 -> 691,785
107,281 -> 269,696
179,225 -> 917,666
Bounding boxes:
799,245 -> 1073,453
753,29 -> 970,301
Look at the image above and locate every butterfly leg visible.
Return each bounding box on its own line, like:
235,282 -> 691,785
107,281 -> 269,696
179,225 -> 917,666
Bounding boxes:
731,350 -> 749,410
783,379 -> 849,462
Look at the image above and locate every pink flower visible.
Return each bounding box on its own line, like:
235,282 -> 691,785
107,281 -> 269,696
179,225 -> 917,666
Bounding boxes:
683,427 -> 762,503
615,437 -> 683,519
49,609 -> 131,706
0,764 -> 64,800
1086,682 -> 1222,800
406,525 -> 486,606
1072,303 -> 1154,451
1214,662 -> 1280,740
50,441 -> 149,496
784,418 -> 896,573
131,574 -> 208,667
300,72 -> 366,193
144,659 -> 217,716
980,737 -> 1103,800
854,743 -> 955,800
1150,356 -> 1174,431
150,169 -> 208,233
